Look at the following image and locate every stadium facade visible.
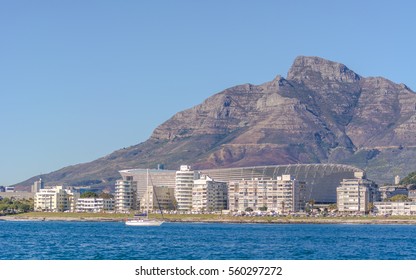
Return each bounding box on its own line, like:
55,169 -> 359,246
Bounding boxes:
119,164 -> 363,204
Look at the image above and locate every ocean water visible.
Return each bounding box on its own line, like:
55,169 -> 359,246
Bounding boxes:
1,221 -> 416,260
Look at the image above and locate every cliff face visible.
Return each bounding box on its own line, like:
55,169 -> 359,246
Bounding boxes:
15,56 -> 416,189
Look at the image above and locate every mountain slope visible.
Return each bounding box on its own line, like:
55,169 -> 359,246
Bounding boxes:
15,56 -> 416,189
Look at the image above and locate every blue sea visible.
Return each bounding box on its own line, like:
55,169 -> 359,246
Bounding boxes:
1,221 -> 416,260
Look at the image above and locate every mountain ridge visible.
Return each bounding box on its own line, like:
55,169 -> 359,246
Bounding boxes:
14,56 -> 416,189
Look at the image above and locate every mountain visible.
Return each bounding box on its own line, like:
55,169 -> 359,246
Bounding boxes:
15,56 -> 416,189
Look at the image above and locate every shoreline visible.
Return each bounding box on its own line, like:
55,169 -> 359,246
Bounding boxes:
3,214 -> 416,225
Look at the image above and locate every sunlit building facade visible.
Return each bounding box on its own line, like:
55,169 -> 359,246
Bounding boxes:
115,179 -> 137,212
76,198 -> 115,212
34,186 -> 79,212
175,165 -> 199,211
228,175 -> 306,213
336,172 -> 378,213
192,175 -> 228,211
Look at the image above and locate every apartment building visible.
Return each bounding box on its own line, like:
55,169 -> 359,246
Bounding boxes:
373,201 -> 416,215
228,175 -> 306,213
34,186 -> 79,212
175,165 -> 199,211
336,172 -> 378,213
115,179 -> 138,212
76,198 -> 115,212
192,175 -> 228,212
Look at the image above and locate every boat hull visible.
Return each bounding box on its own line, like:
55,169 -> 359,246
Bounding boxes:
125,219 -> 164,226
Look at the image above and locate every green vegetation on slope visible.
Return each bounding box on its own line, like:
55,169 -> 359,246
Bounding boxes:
400,171 -> 416,186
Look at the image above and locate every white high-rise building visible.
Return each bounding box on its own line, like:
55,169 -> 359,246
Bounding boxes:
175,165 -> 199,211
115,179 -> 138,213
192,175 -> 228,212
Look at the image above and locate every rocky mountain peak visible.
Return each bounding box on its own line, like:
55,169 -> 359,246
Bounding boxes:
287,56 -> 361,83
13,56 -> 416,190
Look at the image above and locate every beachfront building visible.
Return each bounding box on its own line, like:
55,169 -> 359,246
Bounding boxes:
228,179 -> 264,212
192,175 -> 228,212
373,201 -> 416,215
115,179 -> 138,212
34,186 -> 79,212
267,175 -> 307,213
228,175 -> 306,213
140,186 -> 175,212
76,198 -> 115,213
175,165 -> 199,212
336,172 -> 378,213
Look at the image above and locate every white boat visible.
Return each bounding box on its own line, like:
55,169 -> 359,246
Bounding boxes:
125,169 -> 164,226
125,218 -> 164,226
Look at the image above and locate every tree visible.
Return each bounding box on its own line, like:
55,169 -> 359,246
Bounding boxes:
258,206 -> 268,211
80,191 -> 98,198
17,203 -> 30,212
400,171 -> 416,186
245,207 -> 253,212
0,204 -> 8,213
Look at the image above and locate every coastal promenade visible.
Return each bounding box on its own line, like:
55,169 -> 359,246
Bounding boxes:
3,212 -> 416,224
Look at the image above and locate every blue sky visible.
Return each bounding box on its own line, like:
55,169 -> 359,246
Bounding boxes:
1,0 -> 415,186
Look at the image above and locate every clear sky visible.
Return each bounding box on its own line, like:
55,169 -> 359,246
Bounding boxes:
1,0 -> 415,186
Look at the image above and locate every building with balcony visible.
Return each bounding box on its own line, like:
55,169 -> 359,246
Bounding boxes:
336,172 -> 378,213
115,179 -> 137,212
34,186 -> 79,212
175,165 -> 199,211
192,175 -> 228,212
373,201 -> 416,215
76,198 -> 115,212
228,175 -> 306,213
